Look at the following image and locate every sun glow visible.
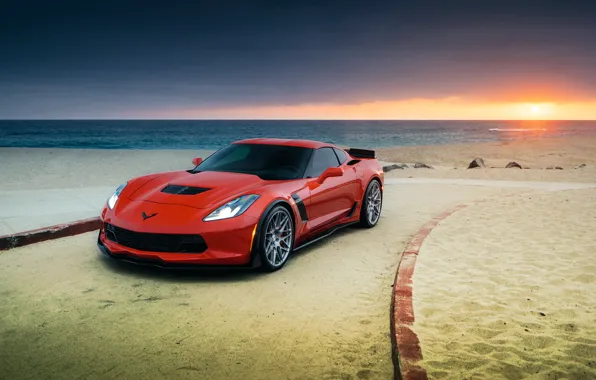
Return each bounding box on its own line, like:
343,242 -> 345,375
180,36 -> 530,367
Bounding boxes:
523,103 -> 557,119
141,98 -> 596,120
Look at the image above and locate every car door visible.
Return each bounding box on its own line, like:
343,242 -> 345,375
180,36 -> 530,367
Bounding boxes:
303,147 -> 357,232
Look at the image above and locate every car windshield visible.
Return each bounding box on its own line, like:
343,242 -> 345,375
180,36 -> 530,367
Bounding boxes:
193,143 -> 313,180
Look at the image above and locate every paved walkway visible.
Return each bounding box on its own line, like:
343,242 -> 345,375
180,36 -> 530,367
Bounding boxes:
384,177 -> 596,191
0,187 -> 115,235
2,178 -> 596,236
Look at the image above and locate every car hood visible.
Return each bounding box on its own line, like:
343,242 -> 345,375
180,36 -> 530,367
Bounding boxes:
127,170 -> 267,209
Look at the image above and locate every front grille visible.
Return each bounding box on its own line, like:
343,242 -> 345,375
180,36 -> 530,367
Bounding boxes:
161,184 -> 210,195
105,223 -> 207,253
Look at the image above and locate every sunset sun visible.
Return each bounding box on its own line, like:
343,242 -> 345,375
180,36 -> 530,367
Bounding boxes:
524,103 -> 557,119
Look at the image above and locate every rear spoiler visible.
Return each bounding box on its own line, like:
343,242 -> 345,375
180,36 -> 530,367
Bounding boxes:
347,148 -> 376,159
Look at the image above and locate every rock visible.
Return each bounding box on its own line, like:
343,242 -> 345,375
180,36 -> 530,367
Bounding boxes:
413,162 -> 433,169
382,163 -> 409,172
382,164 -> 402,172
555,166 -> 563,170
546,166 -> 564,170
467,157 -> 486,169
506,161 -> 522,169
578,164 -> 586,169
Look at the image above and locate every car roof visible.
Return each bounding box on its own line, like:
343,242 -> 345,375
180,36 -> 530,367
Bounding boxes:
233,138 -> 338,150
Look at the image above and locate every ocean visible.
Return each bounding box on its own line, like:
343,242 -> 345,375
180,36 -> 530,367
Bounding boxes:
1,120 -> 595,150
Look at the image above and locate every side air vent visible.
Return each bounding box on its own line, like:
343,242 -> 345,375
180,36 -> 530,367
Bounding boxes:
291,193 -> 308,222
161,184 -> 210,195
346,201 -> 358,217
347,159 -> 360,166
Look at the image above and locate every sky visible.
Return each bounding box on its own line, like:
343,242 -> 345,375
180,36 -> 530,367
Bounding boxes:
1,0 -> 596,119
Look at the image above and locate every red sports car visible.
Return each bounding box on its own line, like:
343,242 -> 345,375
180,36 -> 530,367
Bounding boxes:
97,138 -> 384,271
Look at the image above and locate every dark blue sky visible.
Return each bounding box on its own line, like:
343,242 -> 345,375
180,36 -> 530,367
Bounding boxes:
1,0 -> 596,118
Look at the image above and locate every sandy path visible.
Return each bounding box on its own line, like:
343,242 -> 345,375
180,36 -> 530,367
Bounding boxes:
386,177 -> 596,191
414,189 -> 596,379
0,184 -> 516,380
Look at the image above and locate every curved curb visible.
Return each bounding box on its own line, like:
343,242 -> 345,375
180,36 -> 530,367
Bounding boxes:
390,204 -> 468,380
390,192 -> 532,380
0,217 -> 100,251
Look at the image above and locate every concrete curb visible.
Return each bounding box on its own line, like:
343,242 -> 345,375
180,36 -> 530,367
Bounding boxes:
390,192 -> 531,380
390,204 -> 468,380
0,217 -> 101,251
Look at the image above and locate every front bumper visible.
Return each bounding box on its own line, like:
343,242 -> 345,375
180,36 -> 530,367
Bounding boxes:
97,216 -> 259,268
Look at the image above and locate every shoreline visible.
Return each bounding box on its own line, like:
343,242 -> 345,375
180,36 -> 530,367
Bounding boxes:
2,136 -> 595,190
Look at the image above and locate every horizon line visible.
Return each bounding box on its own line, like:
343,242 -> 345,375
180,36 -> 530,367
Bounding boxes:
2,118 -> 596,122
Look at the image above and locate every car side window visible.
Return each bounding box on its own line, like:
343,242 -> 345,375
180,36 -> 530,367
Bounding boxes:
333,148 -> 347,164
305,147 -> 340,178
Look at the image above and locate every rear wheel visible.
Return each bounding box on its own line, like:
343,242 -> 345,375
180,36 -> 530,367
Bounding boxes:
257,205 -> 294,272
359,179 -> 382,228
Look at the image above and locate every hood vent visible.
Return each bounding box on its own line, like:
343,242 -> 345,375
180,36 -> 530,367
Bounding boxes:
161,184 -> 210,195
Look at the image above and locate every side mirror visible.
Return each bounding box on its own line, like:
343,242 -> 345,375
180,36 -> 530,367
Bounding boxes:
192,157 -> 202,166
317,167 -> 343,184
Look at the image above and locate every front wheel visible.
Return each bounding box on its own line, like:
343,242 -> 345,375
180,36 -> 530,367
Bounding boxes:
359,179 -> 382,228
257,205 -> 294,272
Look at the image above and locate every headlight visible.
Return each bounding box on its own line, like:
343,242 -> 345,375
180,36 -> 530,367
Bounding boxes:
107,183 -> 127,210
203,194 -> 260,221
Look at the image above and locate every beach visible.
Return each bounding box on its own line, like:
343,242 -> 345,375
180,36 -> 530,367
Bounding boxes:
2,136 -> 594,191
378,135 -> 596,183
1,136 -> 596,379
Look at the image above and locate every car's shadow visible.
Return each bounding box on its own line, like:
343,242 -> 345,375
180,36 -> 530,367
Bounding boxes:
97,225 -> 361,283
97,255 -> 263,283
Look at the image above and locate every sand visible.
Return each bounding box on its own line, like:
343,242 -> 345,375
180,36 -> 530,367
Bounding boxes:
414,189 -> 596,379
379,136 -> 596,183
0,147 -> 215,190
378,136 -> 596,169
1,135 -> 596,379
0,182 -> 515,380
2,136 -> 595,190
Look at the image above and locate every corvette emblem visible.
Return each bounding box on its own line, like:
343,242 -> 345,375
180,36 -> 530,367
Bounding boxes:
142,211 -> 158,220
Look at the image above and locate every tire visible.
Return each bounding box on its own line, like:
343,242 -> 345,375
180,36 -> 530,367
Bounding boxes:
256,205 -> 295,272
359,179 -> 382,228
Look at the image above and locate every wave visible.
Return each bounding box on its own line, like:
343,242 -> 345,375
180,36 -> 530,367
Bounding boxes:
489,128 -> 547,132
